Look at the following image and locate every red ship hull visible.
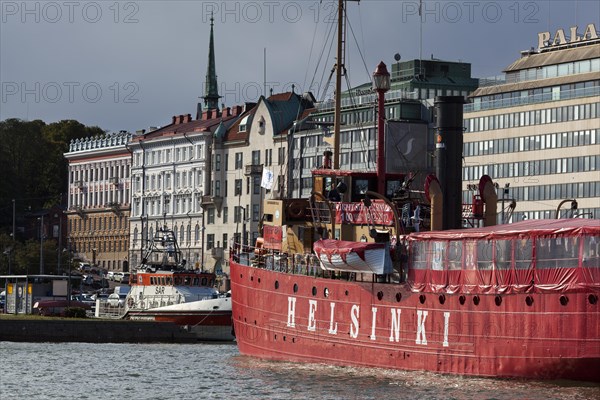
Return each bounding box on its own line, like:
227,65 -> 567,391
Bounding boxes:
231,261 -> 600,382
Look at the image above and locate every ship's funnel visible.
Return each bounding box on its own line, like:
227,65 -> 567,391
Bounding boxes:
434,96 -> 465,230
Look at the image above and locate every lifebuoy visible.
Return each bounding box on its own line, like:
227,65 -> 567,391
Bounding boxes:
287,201 -> 305,219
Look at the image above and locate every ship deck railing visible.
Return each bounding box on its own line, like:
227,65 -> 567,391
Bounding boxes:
232,243 -> 396,283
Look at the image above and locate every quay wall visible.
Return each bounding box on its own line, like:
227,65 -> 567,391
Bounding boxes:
0,318 -> 202,343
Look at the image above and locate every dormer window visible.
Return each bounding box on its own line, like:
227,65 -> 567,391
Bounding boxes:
258,116 -> 265,134
239,115 -> 250,132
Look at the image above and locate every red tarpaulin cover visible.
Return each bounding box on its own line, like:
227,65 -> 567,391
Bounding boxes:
406,219 -> 600,294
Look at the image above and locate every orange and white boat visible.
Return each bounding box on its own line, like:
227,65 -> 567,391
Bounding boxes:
124,226 -> 233,341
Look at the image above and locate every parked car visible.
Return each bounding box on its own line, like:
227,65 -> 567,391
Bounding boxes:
113,272 -> 124,282
107,271 -> 115,281
115,272 -> 130,283
82,275 -> 94,286
107,293 -> 127,307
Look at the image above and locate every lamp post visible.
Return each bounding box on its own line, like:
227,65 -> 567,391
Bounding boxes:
373,61 -> 391,196
38,215 -> 44,274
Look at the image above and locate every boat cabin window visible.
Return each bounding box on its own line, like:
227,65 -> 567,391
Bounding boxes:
536,237 -> 579,268
166,276 -> 173,285
583,236 -> 600,268
448,241 -> 462,270
515,239 -> 533,269
193,277 -> 199,286
477,241 -> 493,270
201,277 -> 208,286
174,277 -> 182,285
496,240 -> 512,269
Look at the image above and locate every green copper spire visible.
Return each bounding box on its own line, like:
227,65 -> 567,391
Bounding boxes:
203,13 -> 220,111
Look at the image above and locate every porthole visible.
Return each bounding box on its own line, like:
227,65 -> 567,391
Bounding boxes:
240,274 -> 243,279
377,291 -> 384,301
293,283 -> 298,293
250,276 -> 254,281
560,295 -> 569,306
473,296 -> 480,306
459,295 -> 466,305
438,295 -> 446,305
312,287 -> 317,296
495,295 -> 502,306
324,288 -> 329,298
395,293 -> 402,302
345,290 -> 349,296
419,294 -> 426,304
526,296 -> 534,306
274,281 -> 279,290
589,294 -> 598,305
258,278 -> 261,283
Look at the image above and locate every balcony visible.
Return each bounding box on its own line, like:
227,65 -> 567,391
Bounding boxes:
75,181 -> 85,189
201,195 -> 223,210
110,177 -> 119,185
245,164 -> 263,176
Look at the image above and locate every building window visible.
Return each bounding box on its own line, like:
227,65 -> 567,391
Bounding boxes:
235,153 -> 243,169
234,179 -> 242,196
207,234 -> 215,250
207,208 -> 215,224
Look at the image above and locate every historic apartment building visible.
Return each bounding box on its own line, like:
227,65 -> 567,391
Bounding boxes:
64,131 -> 133,272
463,23 -> 600,221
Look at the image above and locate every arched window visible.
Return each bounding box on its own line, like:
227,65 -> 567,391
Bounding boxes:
195,225 -> 200,243
187,224 -> 191,243
179,225 -> 184,244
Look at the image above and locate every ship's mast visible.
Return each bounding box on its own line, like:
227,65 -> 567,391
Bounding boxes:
332,0 -> 345,170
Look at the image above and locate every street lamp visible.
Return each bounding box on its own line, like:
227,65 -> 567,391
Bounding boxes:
373,61 -> 391,195
38,215 -> 44,274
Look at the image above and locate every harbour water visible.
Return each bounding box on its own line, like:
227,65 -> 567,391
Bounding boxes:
0,342 -> 598,400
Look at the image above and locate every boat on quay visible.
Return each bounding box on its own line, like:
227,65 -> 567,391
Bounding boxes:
229,0 -> 600,381
124,225 -> 233,341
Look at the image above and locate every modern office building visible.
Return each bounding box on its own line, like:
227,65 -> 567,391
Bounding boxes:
463,23 -> 600,221
64,131 -> 133,272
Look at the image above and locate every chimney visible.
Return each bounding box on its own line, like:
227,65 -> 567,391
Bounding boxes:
202,110 -> 213,120
172,116 -> 177,125
196,103 -> 202,120
185,114 -> 192,123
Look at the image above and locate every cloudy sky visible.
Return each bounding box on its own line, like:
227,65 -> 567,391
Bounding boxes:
1,0 -> 598,132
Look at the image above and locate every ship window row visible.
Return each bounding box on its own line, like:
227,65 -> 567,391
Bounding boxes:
464,129 -> 598,157
410,235 -> 599,271
504,57 -> 600,85
465,100 -> 599,132
462,181 -> 600,205
463,154 -> 600,181
467,80 -> 599,113
148,276 -> 211,286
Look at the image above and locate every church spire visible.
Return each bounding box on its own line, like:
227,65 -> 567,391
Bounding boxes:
202,12 -> 221,111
